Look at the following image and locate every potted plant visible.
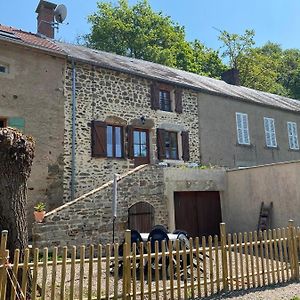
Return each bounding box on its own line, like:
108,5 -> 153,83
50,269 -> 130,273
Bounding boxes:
34,202 -> 46,223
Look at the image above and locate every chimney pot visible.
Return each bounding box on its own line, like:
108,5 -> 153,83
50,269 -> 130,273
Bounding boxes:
36,0 -> 57,39
221,68 -> 240,86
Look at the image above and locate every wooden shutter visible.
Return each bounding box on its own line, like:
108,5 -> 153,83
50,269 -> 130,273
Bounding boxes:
181,131 -> 190,161
150,82 -> 160,110
175,89 -> 183,113
157,128 -> 166,160
91,120 -> 107,157
127,125 -> 134,158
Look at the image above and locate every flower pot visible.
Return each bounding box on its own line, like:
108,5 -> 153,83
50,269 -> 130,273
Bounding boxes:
34,211 -> 45,223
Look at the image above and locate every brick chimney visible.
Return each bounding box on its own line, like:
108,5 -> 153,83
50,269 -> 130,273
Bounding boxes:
36,0 -> 57,38
221,68 -> 240,86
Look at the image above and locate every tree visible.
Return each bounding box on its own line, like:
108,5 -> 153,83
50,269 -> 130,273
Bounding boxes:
218,29 -> 255,69
0,128 -> 35,259
85,0 -> 225,78
219,30 -> 300,100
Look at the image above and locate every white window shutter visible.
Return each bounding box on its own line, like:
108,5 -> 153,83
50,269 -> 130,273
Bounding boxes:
292,123 -> 299,149
264,118 -> 271,147
236,112 -> 250,145
288,122 -> 299,150
270,119 -> 277,147
236,113 -> 243,144
242,114 -> 250,144
288,122 -> 294,149
264,118 -> 277,147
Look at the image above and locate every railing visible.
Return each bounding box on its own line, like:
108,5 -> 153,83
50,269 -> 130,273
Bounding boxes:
0,221 -> 299,299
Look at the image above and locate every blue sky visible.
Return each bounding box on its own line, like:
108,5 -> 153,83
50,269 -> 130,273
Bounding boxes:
1,0 -> 300,51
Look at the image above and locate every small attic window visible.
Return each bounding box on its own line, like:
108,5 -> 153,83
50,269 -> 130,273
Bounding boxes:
0,64 -> 9,74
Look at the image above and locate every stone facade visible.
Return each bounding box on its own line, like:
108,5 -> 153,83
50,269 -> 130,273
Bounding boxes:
33,165 -> 168,248
63,62 -> 200,202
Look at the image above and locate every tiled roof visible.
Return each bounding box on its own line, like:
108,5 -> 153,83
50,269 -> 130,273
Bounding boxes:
0,24 -> 62,53
56,42 -> 300,113
1,23 -> 300,113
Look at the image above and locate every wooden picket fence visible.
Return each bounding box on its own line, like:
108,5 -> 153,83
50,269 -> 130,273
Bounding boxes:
0,221 -> 300,299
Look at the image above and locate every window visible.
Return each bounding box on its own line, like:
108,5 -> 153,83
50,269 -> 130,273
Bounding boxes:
287,122 -> 299,150
0,118 -> 7,128
133,130 -> 148,157
150,82 -> 183,113
164,131 -> 178,159
0,64 -> 8,74
107,125 -> 123,158
236,112 -> 250,145
157,128 -> 189,161
264,117 -> 277,148
91,121 -> 124,158
159,90 -> 171,112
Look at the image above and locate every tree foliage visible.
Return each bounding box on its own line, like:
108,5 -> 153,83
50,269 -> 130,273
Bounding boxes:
219,30 -> 300,100
85,1 -> 300,100
85,0 -> 225,77
218,29 -> 255,68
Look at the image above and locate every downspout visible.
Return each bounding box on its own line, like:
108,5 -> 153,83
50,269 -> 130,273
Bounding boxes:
71,59 -> 76,201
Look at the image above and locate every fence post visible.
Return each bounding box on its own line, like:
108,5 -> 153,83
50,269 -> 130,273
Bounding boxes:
0,230 -> 8,299
288,220 -> 299,280
220,223 -> 228,290
124,229 -> 131,300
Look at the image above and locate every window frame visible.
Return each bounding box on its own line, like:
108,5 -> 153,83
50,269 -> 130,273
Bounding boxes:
0,117 -> 7,128
236,112 -> 250,145
264,117 -> 277,148
287,121 -> 299,150
164,130 -> 179,160
159,89 -> 172,112
0,63 -> 9,74
106,124 -> 124,158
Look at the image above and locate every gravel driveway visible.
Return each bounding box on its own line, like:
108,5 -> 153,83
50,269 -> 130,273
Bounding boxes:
204,282 -> 300,300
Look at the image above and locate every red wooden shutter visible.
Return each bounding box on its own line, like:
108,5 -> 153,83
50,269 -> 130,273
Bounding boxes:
91,120 -> 107,157
157,128 -> 166,160
175,89 -> 183,113
151,82 -> 160,110
181,131 -> 190,161
127,125 -> 134,158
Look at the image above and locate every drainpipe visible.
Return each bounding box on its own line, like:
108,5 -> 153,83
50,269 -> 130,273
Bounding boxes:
71,59 -> 76,201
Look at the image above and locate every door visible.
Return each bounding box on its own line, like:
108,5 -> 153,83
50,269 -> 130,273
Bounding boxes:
174,191 -> 222,238
133,128 -> 150,166
128,202 -> 154,232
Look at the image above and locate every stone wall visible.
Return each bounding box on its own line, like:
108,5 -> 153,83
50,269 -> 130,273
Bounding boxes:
63,62 -> 200,202
33,165 -> 168,248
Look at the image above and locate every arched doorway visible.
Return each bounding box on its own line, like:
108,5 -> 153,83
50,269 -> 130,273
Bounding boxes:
128,202 -> 154,232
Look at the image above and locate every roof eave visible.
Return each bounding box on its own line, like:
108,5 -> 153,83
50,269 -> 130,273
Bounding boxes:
0,35 -> 66,58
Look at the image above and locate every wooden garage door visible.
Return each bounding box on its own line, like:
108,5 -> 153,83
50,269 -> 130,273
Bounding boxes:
128,202 -> 154,232
174,191 -> 222,238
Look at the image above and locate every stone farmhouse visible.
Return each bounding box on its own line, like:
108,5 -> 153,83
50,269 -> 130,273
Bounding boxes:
1,0 -> 300,245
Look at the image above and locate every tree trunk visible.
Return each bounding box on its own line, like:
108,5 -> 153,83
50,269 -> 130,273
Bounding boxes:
0,127 -> 35,298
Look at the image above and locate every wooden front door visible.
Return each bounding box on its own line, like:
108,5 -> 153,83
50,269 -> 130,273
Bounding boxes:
128,202 -> 154,232
133,128 -> 150,167
174,191 -> 222,238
